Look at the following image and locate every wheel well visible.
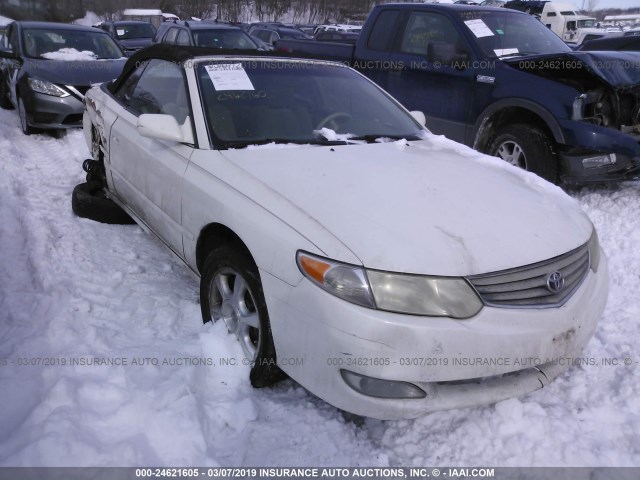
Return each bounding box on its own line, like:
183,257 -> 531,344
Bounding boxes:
195,223 -> 253,274
476,107 -> 555,153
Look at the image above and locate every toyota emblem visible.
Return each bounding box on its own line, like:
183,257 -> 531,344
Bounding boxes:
546,271 -> 565,293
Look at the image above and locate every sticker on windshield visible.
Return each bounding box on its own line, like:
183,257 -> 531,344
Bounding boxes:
464,19 -> 494,38
494,48 -> 519,57
116,29 -> 125,36
205,63 -> 255,91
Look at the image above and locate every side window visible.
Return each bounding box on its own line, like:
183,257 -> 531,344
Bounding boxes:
164,27 -> 179,44
114,61 -> 148,106
255,29 -> 271,44
367,10 -> 402,51
399,12 -> 468,63
176,29 -> 191,46
8,25 -> 19,53
128,59 -> 190,124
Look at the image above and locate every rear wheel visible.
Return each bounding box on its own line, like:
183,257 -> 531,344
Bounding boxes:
200,245 -> 285,388
488,124 -> 557,183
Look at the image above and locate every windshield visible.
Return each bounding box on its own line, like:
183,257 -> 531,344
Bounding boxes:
193,29 -> 258,49
197,60 -> 423,148
281,30 -> 311,40
115,23 -> 155,39
23,28 -> 123,59
578,19 -> 596,29
457,10 -> 571,57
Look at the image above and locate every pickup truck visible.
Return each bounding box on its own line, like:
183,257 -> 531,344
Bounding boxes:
275,4 -> 640,184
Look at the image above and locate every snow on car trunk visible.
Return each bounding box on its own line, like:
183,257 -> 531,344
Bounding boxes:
0,107 -> 638,466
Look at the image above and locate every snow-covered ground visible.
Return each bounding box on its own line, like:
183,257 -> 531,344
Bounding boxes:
0,107 -> 638,467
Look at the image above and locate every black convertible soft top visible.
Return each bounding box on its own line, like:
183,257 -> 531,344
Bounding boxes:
109,44 -> 340,93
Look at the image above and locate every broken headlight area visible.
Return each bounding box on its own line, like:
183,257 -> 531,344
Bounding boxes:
573,88 -> 640,137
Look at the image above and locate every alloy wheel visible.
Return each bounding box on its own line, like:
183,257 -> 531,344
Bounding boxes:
495,140 -> 528,169
209,267 -> 262,361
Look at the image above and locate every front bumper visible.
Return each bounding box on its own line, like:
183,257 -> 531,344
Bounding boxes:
560,152 -> 640,184
261,251 -> 609,420
558,119 -> 640,184
23,90 -> 85,130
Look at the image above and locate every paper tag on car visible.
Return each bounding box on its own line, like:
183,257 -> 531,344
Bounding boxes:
464,19 -> 494,38
494,48 -> 519,57
116,29 -> 125,36
205,63 -> 255,91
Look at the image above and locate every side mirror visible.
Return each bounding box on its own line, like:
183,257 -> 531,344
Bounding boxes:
427,42 -> 456,64
0,49 -> 18,59
410,111 -> 426,126
137,114 -> 194,144
427,42 -> 469,69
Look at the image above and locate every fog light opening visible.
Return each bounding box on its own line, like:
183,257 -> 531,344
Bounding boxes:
582,154 -> 616,169
340,369 -> 426,399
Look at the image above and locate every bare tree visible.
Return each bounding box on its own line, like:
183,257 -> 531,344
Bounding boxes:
581,0 -> 600,13
179,0 -> 214,20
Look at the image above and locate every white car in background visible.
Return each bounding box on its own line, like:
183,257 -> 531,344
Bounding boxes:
77,45 -> 609,420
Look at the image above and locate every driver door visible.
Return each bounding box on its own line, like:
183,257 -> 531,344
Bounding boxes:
384,11 -> 476,144
108,59 -> 194,257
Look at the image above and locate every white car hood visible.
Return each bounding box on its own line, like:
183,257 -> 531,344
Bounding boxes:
221,137 -> 592,276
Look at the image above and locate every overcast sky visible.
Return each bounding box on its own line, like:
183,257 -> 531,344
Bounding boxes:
596,0 -> 640,9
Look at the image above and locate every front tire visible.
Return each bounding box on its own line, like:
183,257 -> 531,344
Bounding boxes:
488,124 -> 557,183
0,78 -> 14,110
18,95 -> 35,135
200,246 -> 285,388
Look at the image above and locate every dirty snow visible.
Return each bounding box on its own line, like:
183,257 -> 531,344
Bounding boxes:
0,107 -> 638,467
41,48 -> 98,61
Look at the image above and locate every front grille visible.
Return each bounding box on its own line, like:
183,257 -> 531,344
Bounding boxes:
33,112 -> 58,124
62,114 -> 83,125
467,243 -> 590,308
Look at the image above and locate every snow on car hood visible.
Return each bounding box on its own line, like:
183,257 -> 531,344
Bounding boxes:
221,136 -> 592,276
506,51 -> 640,88
41,48 -> 99,61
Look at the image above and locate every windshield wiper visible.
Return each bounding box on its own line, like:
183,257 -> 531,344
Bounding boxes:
498,51 -> 541,59
222,138 -> 347,149
347,134 -> 421,143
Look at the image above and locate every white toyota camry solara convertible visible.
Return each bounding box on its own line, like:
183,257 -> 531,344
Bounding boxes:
78,45 -> 608,420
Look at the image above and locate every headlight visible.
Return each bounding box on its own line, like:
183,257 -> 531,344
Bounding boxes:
588,227 -> 601,273
28,78 -> 69,97
296,251 -> 482,319
367,270 -> 483,319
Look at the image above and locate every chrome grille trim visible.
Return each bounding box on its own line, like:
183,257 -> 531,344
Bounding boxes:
467,243 -> 590,308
